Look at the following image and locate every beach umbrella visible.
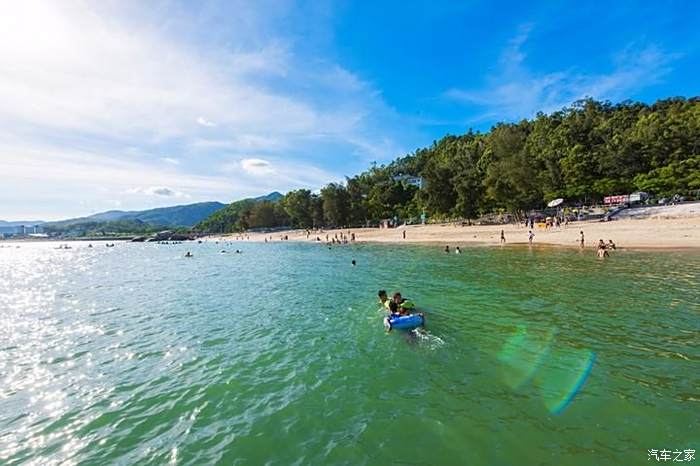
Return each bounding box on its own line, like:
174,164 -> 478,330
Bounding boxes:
547,198 -> 564,208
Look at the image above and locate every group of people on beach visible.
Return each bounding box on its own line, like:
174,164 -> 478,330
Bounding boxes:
596,238 -> 616,258
377,290 -> 415,316
524,216 -> 569,229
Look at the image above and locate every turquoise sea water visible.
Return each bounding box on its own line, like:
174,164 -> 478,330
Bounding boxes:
0,241 -> 698,465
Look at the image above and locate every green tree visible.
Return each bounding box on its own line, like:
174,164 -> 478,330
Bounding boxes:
282,189 -> 313,228
320,183 -> 350,226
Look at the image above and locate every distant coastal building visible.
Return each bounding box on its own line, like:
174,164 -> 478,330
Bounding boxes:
392,175 -> 424,189
0,223 -> 44,238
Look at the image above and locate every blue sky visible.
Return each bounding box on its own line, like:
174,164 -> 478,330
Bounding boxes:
1,0 -> 698,220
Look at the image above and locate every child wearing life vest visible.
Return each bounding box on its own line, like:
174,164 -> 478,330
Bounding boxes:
392,292 -> 415,316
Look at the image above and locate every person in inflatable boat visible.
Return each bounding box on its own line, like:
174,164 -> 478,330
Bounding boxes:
391,292 -> 415,316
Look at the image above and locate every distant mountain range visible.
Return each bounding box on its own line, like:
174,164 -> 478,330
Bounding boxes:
1,192 -> 284,231
43,201 -> 227,228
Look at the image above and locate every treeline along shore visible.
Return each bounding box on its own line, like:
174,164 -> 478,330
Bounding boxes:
196,97 -> 700,235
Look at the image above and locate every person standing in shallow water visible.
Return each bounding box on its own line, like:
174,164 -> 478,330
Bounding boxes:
444,245 -> 450,253
579,231 -> 585,248
528,230 -> 535,244
500,229 -> 506,243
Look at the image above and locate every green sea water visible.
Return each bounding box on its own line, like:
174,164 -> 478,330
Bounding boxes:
0,241 -> 698,465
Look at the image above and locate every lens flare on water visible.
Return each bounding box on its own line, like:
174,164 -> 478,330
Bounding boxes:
498,325 -> 595,414
497,325 -> 556,390
535,347 -> 596,415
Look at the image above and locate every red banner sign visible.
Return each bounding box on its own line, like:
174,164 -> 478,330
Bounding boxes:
604,195 -> 629,205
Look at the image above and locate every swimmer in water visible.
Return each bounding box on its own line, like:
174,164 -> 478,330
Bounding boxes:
378,289 -> 391,310
184,252 -> 193,258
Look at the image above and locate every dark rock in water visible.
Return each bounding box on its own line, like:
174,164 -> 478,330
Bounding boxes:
154,230 -> 174,240
131,236 -> 147,242
169,233 -> 193,241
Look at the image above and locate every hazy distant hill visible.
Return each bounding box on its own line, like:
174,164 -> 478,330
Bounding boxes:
92,202 -> 227,227
6,194 -> 283,235
46,201 -> 227,229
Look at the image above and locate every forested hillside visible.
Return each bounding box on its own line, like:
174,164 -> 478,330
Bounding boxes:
198,97 -> 700,232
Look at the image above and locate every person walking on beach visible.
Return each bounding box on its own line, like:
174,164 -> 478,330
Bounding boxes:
528,230 -> 535,244
579,231 -> 585,248
402,230 -> 406,239
500,229 -> 506,243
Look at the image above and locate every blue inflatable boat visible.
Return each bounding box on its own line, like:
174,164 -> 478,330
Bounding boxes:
383,313 -> 425,331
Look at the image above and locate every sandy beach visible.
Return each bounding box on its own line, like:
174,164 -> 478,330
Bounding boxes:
214,203 -> 700,250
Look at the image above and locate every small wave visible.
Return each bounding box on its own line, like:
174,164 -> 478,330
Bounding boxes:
412,327 -> 445,350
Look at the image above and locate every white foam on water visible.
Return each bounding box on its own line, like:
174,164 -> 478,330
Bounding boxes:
412,327 -> 445,350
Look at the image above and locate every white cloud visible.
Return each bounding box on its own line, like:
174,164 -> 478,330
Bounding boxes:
127,186 -> 189,198
196,117 -> 216,127
445,26 -> 678,121
161,157 -> 180,165
240,158 -> 273,175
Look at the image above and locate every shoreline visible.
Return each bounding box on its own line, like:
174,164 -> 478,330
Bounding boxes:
210,215 -> 700,252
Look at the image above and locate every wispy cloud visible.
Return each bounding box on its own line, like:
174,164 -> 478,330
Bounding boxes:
221,156 -> 342,190
445,25 -> 679,121
0,1 -> 413,219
